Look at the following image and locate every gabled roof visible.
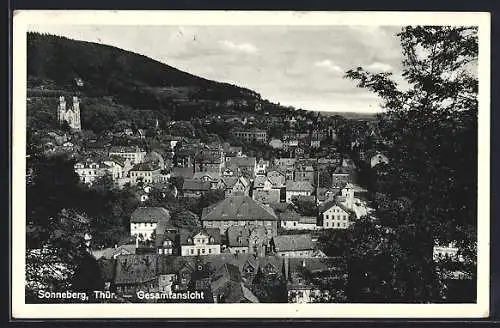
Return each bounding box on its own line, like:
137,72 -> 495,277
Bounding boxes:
130,162 -> 161,172
192,172 -> 222,181
201,195 -> 278,222
182,179 -> 211,192
273,234 -> 314,252
156,256 -> 197,275
253,175 -> 284,189
226,157 -> 256,168
319,199 -> 351,214
130,207 -> 171,223
279,209 -> 317,224
109,146 -> 145,153
286,180 -> 314,192
179,228 -> 221,246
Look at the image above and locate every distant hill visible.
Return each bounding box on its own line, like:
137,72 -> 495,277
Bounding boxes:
318,111 -> 380,121
27,32 -> 262,115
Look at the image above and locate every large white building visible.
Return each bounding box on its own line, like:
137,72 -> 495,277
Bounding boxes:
320,201 -> 351,229
58,95 -> 81,131
130,207 -> 171,240
108,146 -> 147,165
180,228 -> 221,256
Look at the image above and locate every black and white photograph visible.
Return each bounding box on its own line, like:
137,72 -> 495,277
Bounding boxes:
12,11 -> 490,318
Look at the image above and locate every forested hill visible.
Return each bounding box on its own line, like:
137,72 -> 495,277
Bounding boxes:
27,32 -> 262,113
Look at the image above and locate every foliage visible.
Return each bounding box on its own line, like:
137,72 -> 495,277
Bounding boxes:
344,26 -> 478,302
251,267 -> 287,302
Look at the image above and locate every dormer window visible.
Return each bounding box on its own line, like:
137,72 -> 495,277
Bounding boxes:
187,238 -> 192,244
209,237 -> 215,243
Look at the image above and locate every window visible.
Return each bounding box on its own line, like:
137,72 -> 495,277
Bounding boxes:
209,248 -> 212,254
190,249 -> 194,255
202,249 -> 206,254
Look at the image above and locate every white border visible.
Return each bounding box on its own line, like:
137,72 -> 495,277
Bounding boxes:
12,10 -> 491,319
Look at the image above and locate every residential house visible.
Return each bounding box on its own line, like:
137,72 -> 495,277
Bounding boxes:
180,228 -> 221,256
154,220 -> 178,255
269,138 -> 284,149
294,165 -> 315,184
286,181 -> 314,203
108,146 -> 146,165
114,255 -> 158,296
331,166 -> 353,187
279,209 -> 319,231
130,207 -> 171,240
226,157 -> 257,179
192,172 -> 225,190
271,234 -> 315,257
171,167 -> 195,180
93,245 -> 137,260
210,263 -> 259,303
254,159 -> 269,176
182,179 -> 211,197
225,225 -> 270,256
222,176 -> 250,197
370,152 -> 390,168
433,242 -> 463,262
319,200 -> 352,229
73,159 -> 108,185
252,174 -> 284,204
129,163 -> 162,185
201,195 -> 279,236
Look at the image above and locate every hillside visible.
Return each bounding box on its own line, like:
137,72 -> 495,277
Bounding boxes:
27,32 -> 262,116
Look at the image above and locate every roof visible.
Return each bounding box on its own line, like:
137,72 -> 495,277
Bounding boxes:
319,199 -> 351,214
182,179 -> 211,192
155,231 -> 177,248
130,207 -> 171,223
273,234 -> 314,252
179,228 -> 221,246
286,180 -> 314,192
221,177 -> 238,188
279,209 -> 317,224
109,146 -> 145,153
332,166 -> 352,175
254,175 -> 285,188
226,157 -> 256,168
114,254 -> 157,285
130,162 -> 161,171
156,256 -> 196,275
201,195 -> 278,222
192,172 -> 222,181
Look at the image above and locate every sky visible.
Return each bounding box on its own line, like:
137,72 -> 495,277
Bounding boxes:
29,25 -> 405,113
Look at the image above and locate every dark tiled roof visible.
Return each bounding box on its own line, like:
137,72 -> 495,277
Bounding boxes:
201,195 -> 277,222
131,207 -> 171,223
156,256 -> 197,275
273,234 -> 314,252
279,209 -> 317,224
182,179 -> 211,192
226,157 -> 256,168
226,226 -> 250,247
171,167 -> 195,179
131,162 -> 161,171
109,146 -> 145,153
286,180 -> 314,192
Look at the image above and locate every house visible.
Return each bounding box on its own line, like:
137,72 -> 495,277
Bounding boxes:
129,163 -> 162,185
73,160 -> 109,185
180,228 -> 221,256
222,176 -> 250,197
331,166 -> 353,187
286,181 -> 314,203
130,207 -> 171,240
171,167 -> 195,180
319,200 -> 352,229
226,157 -> 257,178
294,165 -> 315,184
201,195 -> 279,236
210,263 -> 259,303
93,244 -> 137,260
192,172 -> 225,190
310,138 -> 321,149
182,179 -> 211,197
154,220 -> 178,255
271,234 -> 315,257
433,242 -> 464,262
269,139 -> 284,149
225,225 -> 270,256
108,146 -> 146,165
279,209 -> 319,230
114,254 -> 158,296
232,128 -> 268,144
370,152 -> 390,168
316,187 -> 339,205
254,159 -> 269,176
252,174 -> 284,204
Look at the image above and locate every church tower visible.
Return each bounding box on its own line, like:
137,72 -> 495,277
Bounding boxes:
72,96 -> 81,131
57,95 -> 81,131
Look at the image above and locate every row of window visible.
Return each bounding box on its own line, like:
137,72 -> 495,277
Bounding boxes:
324,222 -> 347,228
131,222 -> 157,228
188,247 -> 215,255
323,214 -> 347,220
130,171 -> 156,177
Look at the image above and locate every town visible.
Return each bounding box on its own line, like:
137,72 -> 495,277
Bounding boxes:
25,28 -> 478,305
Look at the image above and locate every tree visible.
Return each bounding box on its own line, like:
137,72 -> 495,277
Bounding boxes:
345,26 -> 478,302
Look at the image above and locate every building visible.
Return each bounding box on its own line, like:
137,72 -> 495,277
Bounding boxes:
232,129 -> 268,144
73,160 -> 109,185
114,254 -> 158,295
294,165 -> 315,184
269,139 -> 284,149
225,157 -> 257,178
319,200 -> 351,229
222,176 -> 251,197
201,195 -> 279,236
331,166 -> 353,187
108,146 -> 147,165
254,159 -> 269,176
225,225 -> 270,256
279,209 -> 319,230
286,181 -> 314,203
57,95 -> 81,130
252,174 -> 284,204
433,242 -> 463,262
130,207 -> 171,240
180,228 -> 221,256
210,263 -> 259,303
129,163 -> 162,185
182,179 -> 212,197
192,172 -> 225,190
370,152 -> 390,168
271,234 -> 315,257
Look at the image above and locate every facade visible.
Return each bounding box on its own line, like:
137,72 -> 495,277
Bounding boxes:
294,165 -> 315,184
57,95 -> 81,130
285,181 -> 314,203
109,146 -> 147,165
129,163 -> 162,185
370,153 -> 390,168
279,210 -> 319,230
269,139 -> 284,149
180,228 -> 221,256
201,195 -> 279,236
254,159 -> 269,176
74,160 -> 110,185
232,129 -> 268,144
225,157 -> 257,179
130,207 -> 171,240
252,175 -> 284,204
182,179 -> 212,197
320,201 -> 351,229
